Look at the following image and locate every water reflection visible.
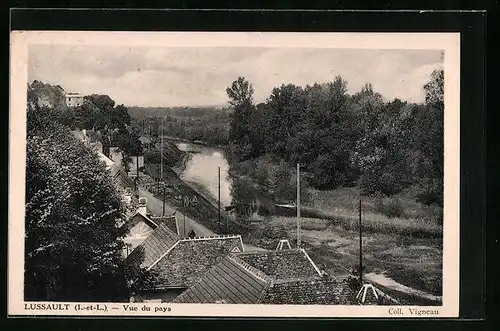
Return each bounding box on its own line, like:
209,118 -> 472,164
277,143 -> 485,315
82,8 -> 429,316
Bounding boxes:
177,143 -> 232,206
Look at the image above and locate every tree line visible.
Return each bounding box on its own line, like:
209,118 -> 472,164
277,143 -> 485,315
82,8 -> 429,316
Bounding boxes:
129,110 -> 230,147
225,70 -> 444,207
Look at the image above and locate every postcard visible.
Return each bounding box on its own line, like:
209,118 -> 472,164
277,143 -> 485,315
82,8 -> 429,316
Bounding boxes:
9,31 -> 460,317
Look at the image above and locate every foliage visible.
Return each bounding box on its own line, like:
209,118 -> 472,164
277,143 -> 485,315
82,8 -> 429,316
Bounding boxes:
25,102 -> 131,302
28,80 -> 67,110
225,70 -> 444,207
129,110 -> 230,147
374,196 -> 406,219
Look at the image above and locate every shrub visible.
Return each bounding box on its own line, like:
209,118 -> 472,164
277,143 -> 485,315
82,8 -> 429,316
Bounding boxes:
375,196 -> 406,219
300,219 -> 328,231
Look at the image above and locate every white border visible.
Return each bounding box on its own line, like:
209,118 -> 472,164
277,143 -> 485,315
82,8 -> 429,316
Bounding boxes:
9,31 -> 460,317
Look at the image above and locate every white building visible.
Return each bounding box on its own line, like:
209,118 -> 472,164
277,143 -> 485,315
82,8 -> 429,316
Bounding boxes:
65,92 -> 84,107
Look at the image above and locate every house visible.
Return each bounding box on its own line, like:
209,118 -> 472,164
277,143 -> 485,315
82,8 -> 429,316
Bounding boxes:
235,248 -> 323,280
120,198 -> 179,256
109,147 -> 144,177
172,247 -> 327,305
172,243 -> 398,305
172,254 -> 271,304
65,92 -> 84,107
126,234 -> 244,302
94,149 -> 135,191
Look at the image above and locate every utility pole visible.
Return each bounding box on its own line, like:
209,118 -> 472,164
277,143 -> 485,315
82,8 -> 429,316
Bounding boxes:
160,117 -> 164,182
218,167 -> 221,233
162,185 -> 166,216
297,163 -> 301,247
136,154 -> 139,189
359,198 -> 363,286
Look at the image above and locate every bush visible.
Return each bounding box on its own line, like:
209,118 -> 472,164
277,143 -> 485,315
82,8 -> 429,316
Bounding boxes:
375,196 -> 406,219
300,219 -> 328,231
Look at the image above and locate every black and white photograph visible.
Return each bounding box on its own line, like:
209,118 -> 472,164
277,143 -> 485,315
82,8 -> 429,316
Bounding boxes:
9,31 -> 460,317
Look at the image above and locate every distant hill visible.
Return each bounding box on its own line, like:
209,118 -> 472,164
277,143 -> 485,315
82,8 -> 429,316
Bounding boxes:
127,106 -> 230,118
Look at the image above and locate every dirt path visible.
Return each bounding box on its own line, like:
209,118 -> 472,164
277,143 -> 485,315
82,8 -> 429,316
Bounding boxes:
365,272 -> 442,303
138,187 -> 264,252
138,187 -> 215,237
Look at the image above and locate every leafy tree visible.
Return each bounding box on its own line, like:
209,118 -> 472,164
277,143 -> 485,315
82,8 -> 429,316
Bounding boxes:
226,77 -> 257,162
25,103 -> 131,301
416,69 -> 444,205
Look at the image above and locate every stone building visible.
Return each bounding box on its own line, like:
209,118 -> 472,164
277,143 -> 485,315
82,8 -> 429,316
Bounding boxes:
65,92 -> 84,107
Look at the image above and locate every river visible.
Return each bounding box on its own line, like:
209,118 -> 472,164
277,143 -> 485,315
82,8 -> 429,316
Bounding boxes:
176,142 -> 232,206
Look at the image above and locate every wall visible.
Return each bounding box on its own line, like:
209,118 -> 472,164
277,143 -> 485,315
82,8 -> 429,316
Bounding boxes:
66,96 -> 83,107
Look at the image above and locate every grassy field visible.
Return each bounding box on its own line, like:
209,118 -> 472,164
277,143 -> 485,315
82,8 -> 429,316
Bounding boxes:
246,187 -> 443,299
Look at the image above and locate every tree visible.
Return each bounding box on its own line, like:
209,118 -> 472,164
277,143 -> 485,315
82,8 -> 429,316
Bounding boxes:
25,103 -> 131,301
226,77 -> 257,162
416,69 -> 444,205
226,77 -> 254,108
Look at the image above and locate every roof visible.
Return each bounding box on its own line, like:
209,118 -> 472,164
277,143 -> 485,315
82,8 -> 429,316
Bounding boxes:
173,252 -> 360,305
126,222 -> 180,272
259,277 -> 358,305
144,235 -> 244,288
173,255 -> 270,304
150,216 -> 179,236
139,136 -> 152,144
122,212 -> 178,235
235,249 -> 322,280
112,165 -> 135,189
123,212 -> 158,232
97,151 -> 115,170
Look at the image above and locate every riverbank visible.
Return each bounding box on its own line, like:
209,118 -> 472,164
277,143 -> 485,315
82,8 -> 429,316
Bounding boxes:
241,185 -> 443,303
247,216 -> 442,302
141,161 -> 246,237
172,150 -> 192,176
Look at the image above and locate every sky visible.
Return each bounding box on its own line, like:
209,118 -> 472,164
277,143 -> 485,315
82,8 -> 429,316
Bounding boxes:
28,45 -> 443,107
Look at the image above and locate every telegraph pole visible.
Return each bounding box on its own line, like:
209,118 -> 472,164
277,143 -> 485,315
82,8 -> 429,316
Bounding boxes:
162,185 -> 166,216
297,163 -> 301,247
160,118 -> 165,216
218,167 -> 221,233
136,154 -> 139,187
359,198 -> 363,285
160,117 -> 164,182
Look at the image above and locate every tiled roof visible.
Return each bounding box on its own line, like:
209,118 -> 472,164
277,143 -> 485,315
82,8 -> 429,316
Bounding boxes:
113,167 -> 135,189
173,255 -> 270,304
124,212 -> 158,232
236,249 -> 322,280
145,235 -> 244,288
126,222 -> 179,273
259,277 -> 358,305
173,254 -> 360,305
150,216 -> 179,236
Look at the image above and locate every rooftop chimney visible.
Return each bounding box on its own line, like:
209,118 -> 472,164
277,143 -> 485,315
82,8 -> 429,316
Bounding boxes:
276,239 -> 292,250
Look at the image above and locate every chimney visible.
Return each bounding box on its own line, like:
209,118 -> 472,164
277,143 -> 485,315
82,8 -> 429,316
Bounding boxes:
123,193 -> 132,205
276,239 -> 292,250
137,197 -> 147,216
